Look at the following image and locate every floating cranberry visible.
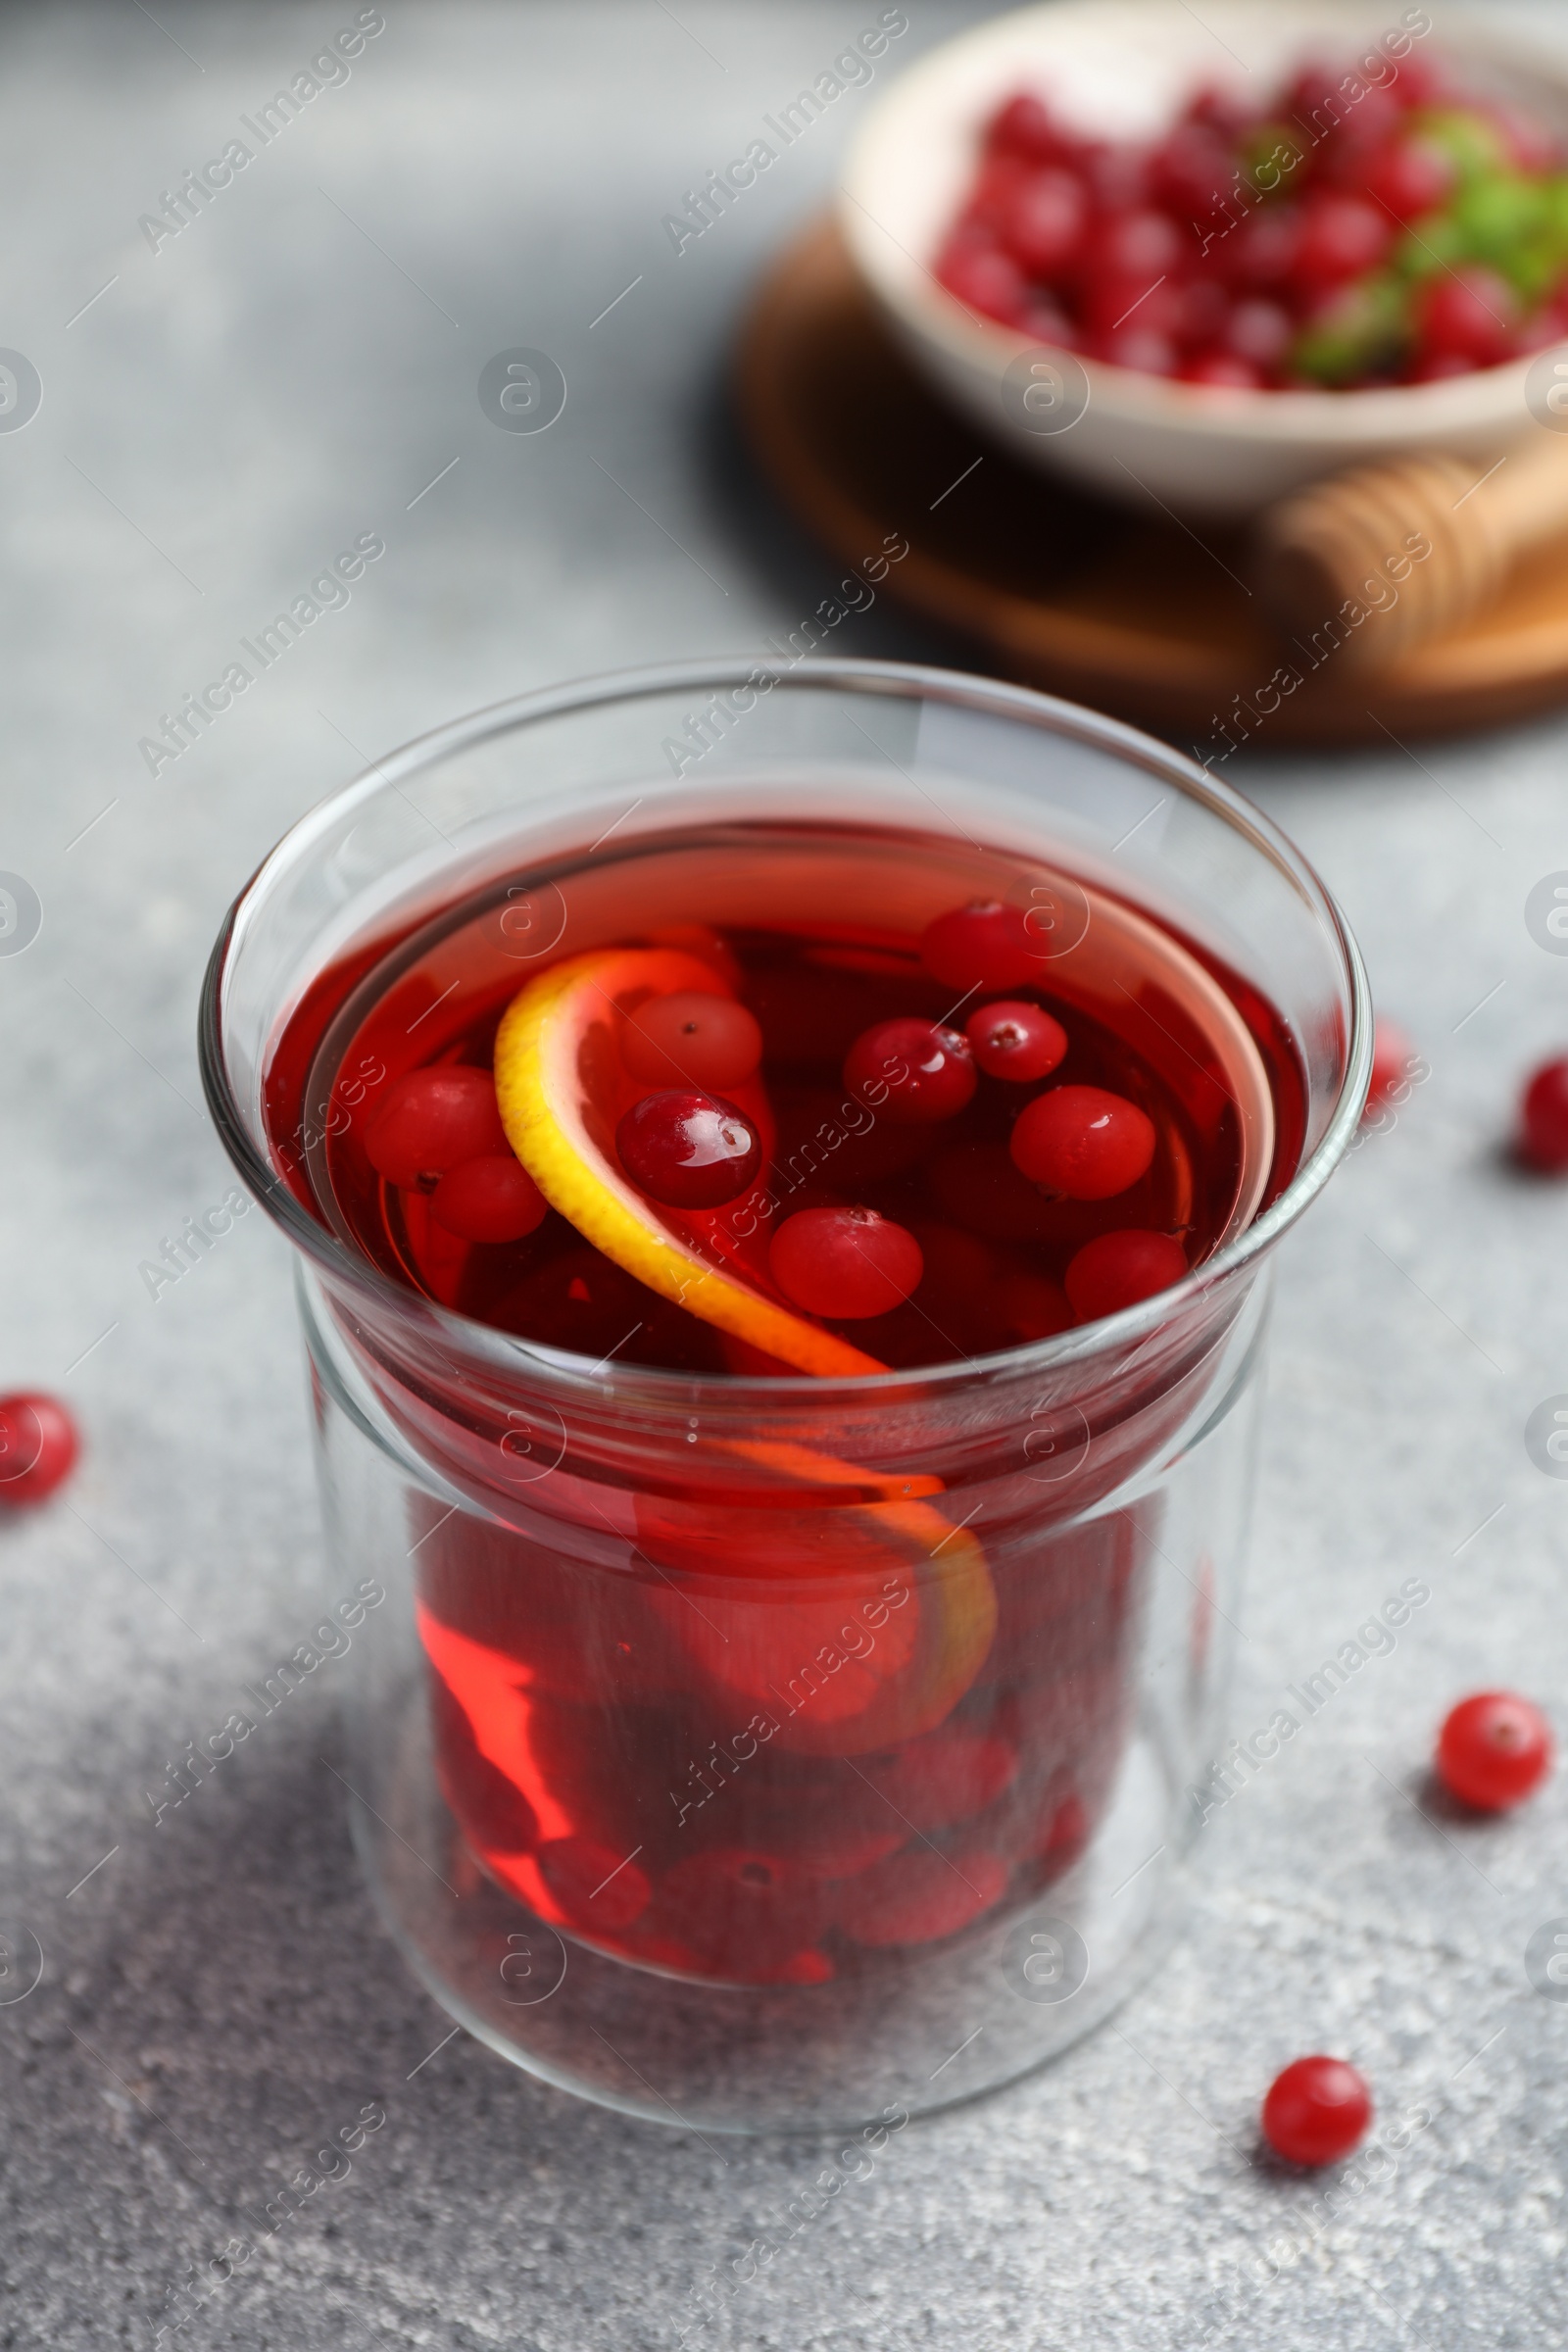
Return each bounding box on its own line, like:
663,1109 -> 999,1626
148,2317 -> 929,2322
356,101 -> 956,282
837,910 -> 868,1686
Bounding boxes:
1261,2056 -> 1372,2167
844,1017 -> 976,1124
965,1000 -> 1068,1082
0,1394 -> 78,1506
1010,1085 -> 1156,1199
920,900 -> 1039,993
615,1090 -> 760,1209
835,1847 -> 1010,1948
1518,1056 -> 1568,1172
1065,1229 -> 1188,1322
365,1067 -> 507,1189
1436,1691 -> 1553,1811
1417,268 -> 1517,368
535,1836 -> 651,1933
620,991 -> 762,1091
770,1207 -> 923,1320
429,1154 -> 548,1244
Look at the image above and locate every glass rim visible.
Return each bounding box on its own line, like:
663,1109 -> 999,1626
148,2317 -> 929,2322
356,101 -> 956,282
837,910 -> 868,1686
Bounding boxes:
199,655 -> 1373,1403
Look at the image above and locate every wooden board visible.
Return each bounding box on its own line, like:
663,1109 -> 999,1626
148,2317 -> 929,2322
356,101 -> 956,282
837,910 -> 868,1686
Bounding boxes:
734,219 -> 1568,749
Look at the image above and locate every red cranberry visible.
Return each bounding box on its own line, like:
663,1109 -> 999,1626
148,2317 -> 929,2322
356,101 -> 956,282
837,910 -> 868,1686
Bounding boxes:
1289,194 -> 1392,294
966,1000 -> 1068,1082
1000,168 -> 1089,278
1021,294 -> 1080,348
1010,1085 -> 1156,1199
1364,1018 -> 1418,1119
1091,324 -> 1180,375
0,1394 -> 79,1506
1216,204 -> 1303,291
620,990 -> 762,1091
1082,274 -> 1187,338
1417,268 -> 1518,368
1151,123 -> 1236,219
1081,142 -> 1153,213
365,1067 -> 507,1189
1064,1230 -> 1188,1321
770,1206 -> 923,1319
1436,1691 -> 1553,1811
1188,85 -> 1253,142
1082,208 -> 1186,286
993,1269 -> 1074,1344
429,1153 -> 548,1244
615,1090 -> 760,1208
1225,297 -> 1294,368
935,239 -> 1030,323
535,1836 -> 651,1933
835,1847 -> 1010,1947
1173,276 -> 1230,349
844,1017 -> 976,1124
987,92 -> 1064,165
1262,2056 -> 1372,2167
920,900 -> 1039,992
1519,1056 -> 1568,1172
1359,133 -> 1456,220
1180,351 -> 1265,387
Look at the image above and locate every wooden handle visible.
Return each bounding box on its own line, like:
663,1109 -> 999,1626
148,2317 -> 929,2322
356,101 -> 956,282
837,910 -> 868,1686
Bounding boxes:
1254,432 -> 1568,667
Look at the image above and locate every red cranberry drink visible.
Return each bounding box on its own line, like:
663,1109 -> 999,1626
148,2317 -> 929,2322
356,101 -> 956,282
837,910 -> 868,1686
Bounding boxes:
263,821 -> 1301,1986
205,662 -> 1368,2127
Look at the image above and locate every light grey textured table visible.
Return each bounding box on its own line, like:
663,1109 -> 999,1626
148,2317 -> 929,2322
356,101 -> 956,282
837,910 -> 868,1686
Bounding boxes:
6,5 -> 1568,2345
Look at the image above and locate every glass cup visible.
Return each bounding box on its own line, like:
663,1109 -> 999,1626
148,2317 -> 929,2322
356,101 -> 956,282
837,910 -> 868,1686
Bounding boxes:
200,659 -> 1369,2133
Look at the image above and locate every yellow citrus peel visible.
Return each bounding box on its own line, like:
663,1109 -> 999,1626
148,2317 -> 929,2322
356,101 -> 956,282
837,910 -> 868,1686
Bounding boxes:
493,947 -> 883,1377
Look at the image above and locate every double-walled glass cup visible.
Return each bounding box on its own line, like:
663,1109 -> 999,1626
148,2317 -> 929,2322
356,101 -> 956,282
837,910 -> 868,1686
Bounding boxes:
201,661 -> 1368,2133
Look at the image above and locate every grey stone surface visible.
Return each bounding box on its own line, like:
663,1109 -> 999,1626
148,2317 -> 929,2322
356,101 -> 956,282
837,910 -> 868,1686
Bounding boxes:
4,3 -> 1568,2345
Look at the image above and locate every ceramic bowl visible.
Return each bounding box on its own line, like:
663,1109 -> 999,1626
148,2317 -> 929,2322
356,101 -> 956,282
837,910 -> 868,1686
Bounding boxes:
838,0 -> 1568,516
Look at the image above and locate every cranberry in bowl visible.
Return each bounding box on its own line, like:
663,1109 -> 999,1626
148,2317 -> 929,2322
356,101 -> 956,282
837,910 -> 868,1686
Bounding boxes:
840,0 -> 1568,515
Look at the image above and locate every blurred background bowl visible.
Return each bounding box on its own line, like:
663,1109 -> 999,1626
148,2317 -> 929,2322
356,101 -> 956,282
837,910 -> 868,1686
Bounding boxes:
839,0 -> 1568,516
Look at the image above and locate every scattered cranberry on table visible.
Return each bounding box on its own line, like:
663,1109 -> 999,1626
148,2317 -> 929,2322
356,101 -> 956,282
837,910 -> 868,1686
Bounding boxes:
0,1394 -> 79,1507
770,1206 -> 924,1319
1261,2055 -> 1373,2166
615,1090 -> 761,1209
1435,1690 -> 1553,1812
937,57 -> 1568,388
1517,1054 -> 1568,1172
